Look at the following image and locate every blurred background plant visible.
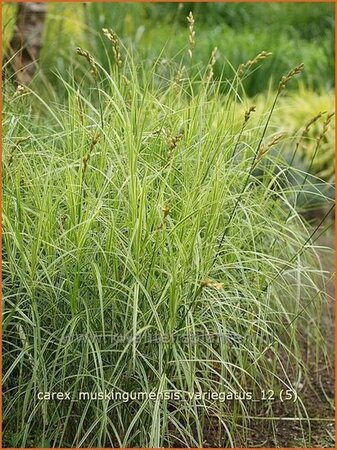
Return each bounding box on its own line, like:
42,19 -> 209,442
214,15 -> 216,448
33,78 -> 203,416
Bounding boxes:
3,2 -> 334,94
84,2 -> 334,94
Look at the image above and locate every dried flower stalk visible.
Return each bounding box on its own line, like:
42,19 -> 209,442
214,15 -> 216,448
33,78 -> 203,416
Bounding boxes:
206,47 -> 218,82
316,112 -> 334,145
102,28 -> 123,69
82,131 -> 100,172
278,63 -> 304,93
76,47 -> 97,79
244,105 -> 256,124
237,51 -> 272,78
255,133 -> 284,166
201,279 -> 224,290
187,11 -> 195,59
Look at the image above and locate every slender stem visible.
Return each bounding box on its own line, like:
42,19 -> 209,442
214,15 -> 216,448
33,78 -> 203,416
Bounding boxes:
213,92 -> 280,264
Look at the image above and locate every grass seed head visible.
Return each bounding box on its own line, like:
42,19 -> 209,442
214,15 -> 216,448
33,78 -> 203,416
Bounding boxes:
206,47 -> 218,82
201,279 -> 224,290
82,154 -> 90,171
187,11 -> 195,58
122,74 -> 130,85
163,128 -> 183,152
162,205 -> 170,219
317,111 -> 334,143
76,47 -> 97,79
12,84 -> 27,99
278,63 -> 304,93
6,137 -> 29,166
303,111 -> 326,136
174,66 -> 185,84
89,130 -> 100,151
82,130 -> 100,172
238,51 -> 272,78
103,28 -> 123,68
293,111 -> 326,155
7,145 -> 16,165
244,105 -> 256,124
256,133 -> 284,164
174,66 -> 186,92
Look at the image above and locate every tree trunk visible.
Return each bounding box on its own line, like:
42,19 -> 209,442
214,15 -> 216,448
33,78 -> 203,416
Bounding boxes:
6,2 -> 47,85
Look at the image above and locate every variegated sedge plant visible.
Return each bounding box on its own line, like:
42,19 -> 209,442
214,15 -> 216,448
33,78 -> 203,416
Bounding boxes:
2,13 -> 334,448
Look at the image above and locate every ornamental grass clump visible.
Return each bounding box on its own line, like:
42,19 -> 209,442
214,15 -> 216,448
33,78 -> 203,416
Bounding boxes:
2,20 -> 334,449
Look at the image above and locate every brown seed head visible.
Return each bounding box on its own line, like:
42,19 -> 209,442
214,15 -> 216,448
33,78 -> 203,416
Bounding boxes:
82,154 -> 90,171
201,278 -> 224,290
13,84 -> 27,99
76,47 -> 97,79
303,111 -> 326,136
164,129 -> 183,151
278,63 -> 304,93
317,112 -> 335,144
256,133 -> 284,164
238,51 -> 272,78
244,105 -> 256,124
206,47 -> 218,82
162,205 -> 170,219
102,28 -> 123,69
187,11 -> 195,59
